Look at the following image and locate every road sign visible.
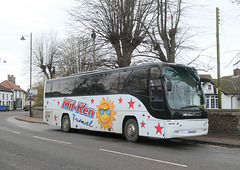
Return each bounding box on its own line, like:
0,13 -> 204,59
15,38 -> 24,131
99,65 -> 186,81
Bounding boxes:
28,89 -> 38,96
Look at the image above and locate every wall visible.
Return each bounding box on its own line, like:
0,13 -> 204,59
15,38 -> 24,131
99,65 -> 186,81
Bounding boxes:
32,107 -> 43,118
208,109 -> 240,135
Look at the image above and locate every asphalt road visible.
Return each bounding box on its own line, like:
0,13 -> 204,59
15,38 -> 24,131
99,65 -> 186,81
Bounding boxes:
0,111 -> 240,170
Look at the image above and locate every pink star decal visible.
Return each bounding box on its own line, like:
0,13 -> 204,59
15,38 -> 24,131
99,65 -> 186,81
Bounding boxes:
148,116 -> 150,119
47,101 -> 49,105
155,123 -> 163,134
91,98 -> 94,104
54,114 -> 57,121
140,121 -> 146,128
118,97 -> 123,104
138,104 -> 141,107
128,99 -> 135,109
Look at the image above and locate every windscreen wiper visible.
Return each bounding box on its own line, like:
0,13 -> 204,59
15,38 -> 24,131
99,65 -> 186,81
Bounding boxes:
181,105 -> 201,109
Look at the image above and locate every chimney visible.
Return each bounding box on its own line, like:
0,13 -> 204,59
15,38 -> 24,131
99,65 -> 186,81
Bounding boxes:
233,68 -> 240,76
8,75 -> 16,84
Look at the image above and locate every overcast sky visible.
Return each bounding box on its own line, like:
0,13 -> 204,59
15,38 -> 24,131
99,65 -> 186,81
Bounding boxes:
0,0 -> 239,91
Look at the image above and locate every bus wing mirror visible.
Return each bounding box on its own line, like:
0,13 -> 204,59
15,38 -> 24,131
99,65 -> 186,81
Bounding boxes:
160,74 -> 172,91
200,78 -> 217,86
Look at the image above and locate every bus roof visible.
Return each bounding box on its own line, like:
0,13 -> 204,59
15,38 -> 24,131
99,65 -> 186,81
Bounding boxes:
45,62 -> 189,82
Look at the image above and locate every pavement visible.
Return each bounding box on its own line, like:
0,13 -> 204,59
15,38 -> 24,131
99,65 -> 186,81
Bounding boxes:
14,115 -> 240,148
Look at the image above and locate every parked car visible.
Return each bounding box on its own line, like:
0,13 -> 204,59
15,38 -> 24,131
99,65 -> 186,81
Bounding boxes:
24,105 -> 30,111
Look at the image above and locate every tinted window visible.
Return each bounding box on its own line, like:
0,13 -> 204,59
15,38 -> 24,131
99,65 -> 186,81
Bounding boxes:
59,78 -> 75,96
74,76 -> 88,95
121,69 -> 148,95
45,82 -> 52,97
150,66 -> 164,110
52,80 -> 60,97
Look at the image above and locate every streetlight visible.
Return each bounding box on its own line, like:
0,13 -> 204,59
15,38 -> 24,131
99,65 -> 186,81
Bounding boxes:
20,33 -> 33,117
91,30 -> 96,70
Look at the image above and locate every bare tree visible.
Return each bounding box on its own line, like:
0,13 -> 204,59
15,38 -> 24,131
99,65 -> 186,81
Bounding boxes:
232,0 -> 240,4
69,0 -> 154,67
141,0 -> 184,63
33,31 -> 59,79
58,35 -> 93,76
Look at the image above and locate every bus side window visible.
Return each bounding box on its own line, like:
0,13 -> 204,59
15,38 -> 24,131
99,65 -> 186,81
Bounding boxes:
59,78 -> 75,96
120,69 -> 148,96
52,80 -> 60,97
45,82 -> 52,98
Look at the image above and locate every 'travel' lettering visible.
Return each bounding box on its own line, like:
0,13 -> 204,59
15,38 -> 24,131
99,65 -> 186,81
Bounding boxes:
72,114 -> 93,127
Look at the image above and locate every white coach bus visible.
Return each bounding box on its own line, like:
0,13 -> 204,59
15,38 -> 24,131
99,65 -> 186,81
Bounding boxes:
44,62 -> 208,142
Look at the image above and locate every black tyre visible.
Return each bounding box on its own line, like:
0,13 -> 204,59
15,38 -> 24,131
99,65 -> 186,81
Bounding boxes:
124,119 -> 139,142
62,115 -> 71,132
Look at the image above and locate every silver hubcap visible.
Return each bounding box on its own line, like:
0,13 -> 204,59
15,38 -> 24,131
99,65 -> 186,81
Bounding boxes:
127,124 -> 136,137
63,118 -> 69,129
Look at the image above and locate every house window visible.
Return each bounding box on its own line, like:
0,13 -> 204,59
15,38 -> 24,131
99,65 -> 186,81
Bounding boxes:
208,85 -> 212,90
206,95 -> 218,109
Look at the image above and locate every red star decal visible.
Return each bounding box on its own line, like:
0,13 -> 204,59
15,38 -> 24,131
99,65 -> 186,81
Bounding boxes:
140,121 -> 146,128
118,97 -> 123,104
47,101 -> 49,105
91,98 -> 94,104
148,116 -> 150,119
57,101 -> 60,105
128,99 -> 135,109
54,114 -> 57,121
155,123 -> 163,134
138,104 -> 141,107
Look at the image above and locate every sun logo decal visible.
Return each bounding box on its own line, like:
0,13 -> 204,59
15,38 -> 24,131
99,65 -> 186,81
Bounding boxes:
96,97 -> 116,130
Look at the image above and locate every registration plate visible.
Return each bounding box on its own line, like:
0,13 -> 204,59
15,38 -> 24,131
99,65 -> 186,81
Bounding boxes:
188,130 -> 196,134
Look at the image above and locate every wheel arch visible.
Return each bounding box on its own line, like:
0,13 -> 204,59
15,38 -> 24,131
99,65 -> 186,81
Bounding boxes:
122,116 -> 138,135
61,113 -> 70,129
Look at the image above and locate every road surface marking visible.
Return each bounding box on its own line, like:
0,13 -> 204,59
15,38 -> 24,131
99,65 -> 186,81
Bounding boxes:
11,131 -> 21,134
33,136 -> 72,145
100,149 -> 188,168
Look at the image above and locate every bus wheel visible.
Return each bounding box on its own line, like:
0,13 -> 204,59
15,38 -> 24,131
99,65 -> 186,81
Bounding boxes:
124,119 -> 139,142
62,115 -> 71,132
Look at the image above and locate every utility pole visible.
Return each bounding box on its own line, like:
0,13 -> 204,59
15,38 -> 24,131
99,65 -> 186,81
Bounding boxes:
216,7 -> 222,109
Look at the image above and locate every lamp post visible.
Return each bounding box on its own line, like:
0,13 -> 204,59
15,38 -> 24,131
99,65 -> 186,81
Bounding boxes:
91,30 -> 96,70
20,33 -> 33,117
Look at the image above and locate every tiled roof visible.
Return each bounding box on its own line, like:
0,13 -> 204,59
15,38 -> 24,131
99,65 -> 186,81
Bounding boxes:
0,85 -> 12,92
219,76 -> 240,94
0,80 -> 24,91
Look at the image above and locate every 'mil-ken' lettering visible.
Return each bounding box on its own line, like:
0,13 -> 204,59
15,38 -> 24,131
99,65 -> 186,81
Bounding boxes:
61,98 -> 95,118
